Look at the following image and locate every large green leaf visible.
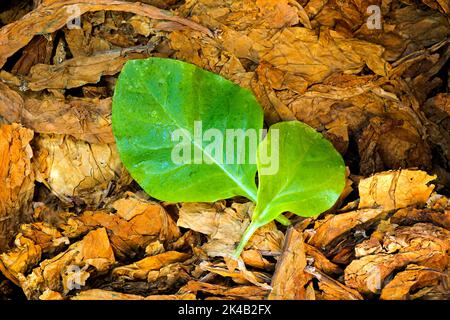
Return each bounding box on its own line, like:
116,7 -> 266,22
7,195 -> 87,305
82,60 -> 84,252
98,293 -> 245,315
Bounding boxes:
112,57 -> 263,202
234,121 -> 346,257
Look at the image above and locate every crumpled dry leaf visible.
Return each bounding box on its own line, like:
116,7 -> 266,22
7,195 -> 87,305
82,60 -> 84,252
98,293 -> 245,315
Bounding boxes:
59,193 -> 180,259
308,208 -> 385,250
71,288 -> 196,300
268,226 -> 312,300
0,235 -> 41,286
0,123 -> 34,251
20,228 -> 115,299
33,134 -> 127,206
391,207 -> 450,230
26,47 -> 149,91
344,223 -> 450,295
0,0 -> 211,69
357,5 -> 450,61
112,251 -> 190,280
0,82 -> 113,144
178,281 -> 269,300
306,267 -> 363,300
380,265 -> 447,300
177,201 -> 283,258
358,169 -> 436,211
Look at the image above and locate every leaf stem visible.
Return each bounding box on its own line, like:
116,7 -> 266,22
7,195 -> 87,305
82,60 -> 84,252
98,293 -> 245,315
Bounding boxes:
233,220 -> 261,259
275,214 -> 291,226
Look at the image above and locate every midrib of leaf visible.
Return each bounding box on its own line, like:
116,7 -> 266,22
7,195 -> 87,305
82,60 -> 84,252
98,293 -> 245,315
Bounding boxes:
145,88 -> 258,202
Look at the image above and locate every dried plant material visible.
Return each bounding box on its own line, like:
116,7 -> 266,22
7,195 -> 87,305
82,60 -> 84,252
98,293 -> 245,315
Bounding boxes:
0,83 -> 113,144
39,289 -> 64,300
357,117 -> 432,175
11,35 -> 53,76
358,170 -> 436,211
71,288 -> 196,300
178,202 -> 283,258
27,48 -> 149,91
304,244 -> 342,276
33,134 -> 125,206
146,262 -> 192,291
112,251 -> 190,280
178,281 -> 269,300
306,268 -> 363,300
344,223 -> 450,295
0,123 -> 34,251
241,250 -> 274,271
0,0 -> 211,69
391,207 -> 450,230
72,289 -> 145,300
199,261 -> 271,288
0,236 -> 41,285
357,6 -> 450,61
20,228 -> 115,299
380,265 -> 446,300
61,195 -> 180,259
308,208 -> 385,250
268,226 -> 311,300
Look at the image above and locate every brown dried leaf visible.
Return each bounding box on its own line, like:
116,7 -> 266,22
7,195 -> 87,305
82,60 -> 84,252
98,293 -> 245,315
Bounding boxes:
345,223 -> 450,295
0,82 -> 113,144
358,170 -> 436,211
308,208 -> 385,250
391,207 -> 450,230
112,251 -> 190,280
0,0 -> 211,69
380,265 -> 446,300
27,48 -> 148,91
20,228 -> 115,299
0,123 -> 34,251
33,134 -> 126,206
268,226 -> 311,300
178,281 -> 269,300
61,197 -> 180,259
306,268 -> 363,300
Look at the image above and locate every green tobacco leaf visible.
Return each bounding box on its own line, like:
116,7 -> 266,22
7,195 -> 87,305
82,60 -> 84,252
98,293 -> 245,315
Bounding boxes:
234,121 -> 346,257
112,57 -> 263,202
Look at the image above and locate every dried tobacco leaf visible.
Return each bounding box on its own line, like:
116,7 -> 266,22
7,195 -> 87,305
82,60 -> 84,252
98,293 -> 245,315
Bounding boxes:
33,134 -> 127,206
0,0 -> 211,69
0,82 -> 113,144
268,226 -> 311,300
0,123 -> 34,251
20,228 -> 115,299
358,170 -> 436,211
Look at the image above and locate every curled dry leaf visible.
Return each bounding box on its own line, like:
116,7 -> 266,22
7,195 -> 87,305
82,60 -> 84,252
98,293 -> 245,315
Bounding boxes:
33,134 -> 127,206
26,48 -> 149,91
0,82 -> 113,143
0,0 -> 211,69
380,265 -> 447,300
358,169 -> 436,211
306,268 -> 363,300
20,228 -> 115,299
268,226 -> 312,300
70,288 -> 196,300
60,193 -> 180,259
112,251 -> 190,281
0,123 -> 34,251
344,223 -> 450,295
178,281 -> 269,300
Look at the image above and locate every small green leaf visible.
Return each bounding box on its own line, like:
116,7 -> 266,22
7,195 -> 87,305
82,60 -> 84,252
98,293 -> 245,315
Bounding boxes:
112,58 -> 263,202
234,121 -> 346,257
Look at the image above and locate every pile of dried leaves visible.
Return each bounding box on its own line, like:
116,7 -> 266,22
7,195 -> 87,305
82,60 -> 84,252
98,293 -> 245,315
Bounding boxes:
0,0 -> 449,300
